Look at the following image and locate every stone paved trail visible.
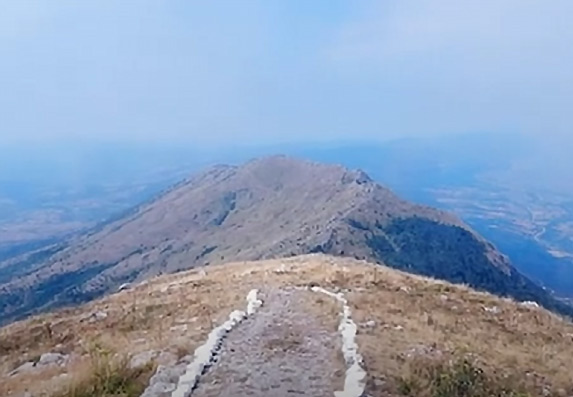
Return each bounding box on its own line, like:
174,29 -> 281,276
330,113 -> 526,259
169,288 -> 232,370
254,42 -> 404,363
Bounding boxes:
192,287 -> 345,397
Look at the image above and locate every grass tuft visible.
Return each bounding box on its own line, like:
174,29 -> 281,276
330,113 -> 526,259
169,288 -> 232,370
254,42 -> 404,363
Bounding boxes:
51,343 -> 154,397
398,357 -> 530,397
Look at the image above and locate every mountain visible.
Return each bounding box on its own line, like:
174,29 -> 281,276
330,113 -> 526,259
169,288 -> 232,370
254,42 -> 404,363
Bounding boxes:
0,156 -> 571,324
281,136 -> 573,298
2,255 -> 573,397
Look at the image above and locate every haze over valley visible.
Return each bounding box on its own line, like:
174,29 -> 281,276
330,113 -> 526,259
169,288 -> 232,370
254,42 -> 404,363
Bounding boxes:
2,1 -> 573,396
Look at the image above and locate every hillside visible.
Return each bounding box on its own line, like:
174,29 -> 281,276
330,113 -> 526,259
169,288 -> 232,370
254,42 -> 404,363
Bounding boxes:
0,156 -> 571,323
1,255 -> 573,397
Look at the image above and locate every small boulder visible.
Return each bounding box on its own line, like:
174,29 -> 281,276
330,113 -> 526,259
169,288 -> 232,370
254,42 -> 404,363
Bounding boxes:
273,264 -> 289,274
364,320 -> 377,328
80,311 -> 108,323
483,306 -> 501,314
38,352 -> 68,367
9,361 -> 36,376
141,381 -> 177,397
521,301 -> 540,309
129,350 -> 158,369
92,311 -> 108,322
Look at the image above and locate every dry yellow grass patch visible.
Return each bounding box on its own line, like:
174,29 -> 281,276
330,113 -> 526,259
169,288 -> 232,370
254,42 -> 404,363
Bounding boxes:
0,264 -> 260,396
1,254 -> 572,397
338,262 -> 573,396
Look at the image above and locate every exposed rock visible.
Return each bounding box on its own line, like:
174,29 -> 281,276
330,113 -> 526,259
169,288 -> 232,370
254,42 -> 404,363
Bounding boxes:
405,344 -> 443,359
273,264 -> 289,274
9,352 -> 68,377
521,301 -> 540,309
169,324 -> 188,333
364,320 -> 376,328
483,305 -> 501,314
141,379 -> 178,397
129,350 -> 158,369
157,351 -> 179,366
38,352 -> 68,366
80,310 -> 108,323
9,361 -> 36,376
140,362 -> 188,397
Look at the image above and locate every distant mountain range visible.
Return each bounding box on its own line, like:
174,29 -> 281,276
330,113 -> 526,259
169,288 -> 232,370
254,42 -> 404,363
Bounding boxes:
1,156 -> 571,324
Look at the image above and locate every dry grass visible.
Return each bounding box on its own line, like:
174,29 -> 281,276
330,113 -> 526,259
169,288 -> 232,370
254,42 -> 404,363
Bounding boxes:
340,262 -> 573,396
0,264 -> 256,396
1,254 -> 573,396
397,356 -> 530,397
50,343 -> 154,397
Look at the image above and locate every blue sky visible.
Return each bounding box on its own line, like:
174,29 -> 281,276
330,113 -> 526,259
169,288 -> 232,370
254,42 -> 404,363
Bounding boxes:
1,1 -> 572,146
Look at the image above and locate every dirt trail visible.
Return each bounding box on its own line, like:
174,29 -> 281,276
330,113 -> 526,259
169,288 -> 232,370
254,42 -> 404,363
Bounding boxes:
191,287 -> 345,397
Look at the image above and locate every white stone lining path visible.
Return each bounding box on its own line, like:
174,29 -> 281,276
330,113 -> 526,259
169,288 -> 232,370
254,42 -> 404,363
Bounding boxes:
171,289 -> 263,397
141,285 -> 367,397
191,287 -> 344,396
140,289 -> 263,397
311,287 -> 367,397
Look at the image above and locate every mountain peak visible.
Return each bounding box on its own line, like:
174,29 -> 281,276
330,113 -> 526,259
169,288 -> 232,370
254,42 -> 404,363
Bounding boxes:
0,156 -> 571,324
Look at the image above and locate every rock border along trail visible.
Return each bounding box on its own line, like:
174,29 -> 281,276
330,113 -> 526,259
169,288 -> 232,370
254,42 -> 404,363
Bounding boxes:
141,289 -> 263,397
311,287 -> 367,397
172,289 -> 263,397
191,287 -> 345,396
142,285 -> 367,397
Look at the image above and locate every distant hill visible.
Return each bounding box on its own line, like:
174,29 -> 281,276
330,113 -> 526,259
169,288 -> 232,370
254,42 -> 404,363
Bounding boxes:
0,156 -> 571,323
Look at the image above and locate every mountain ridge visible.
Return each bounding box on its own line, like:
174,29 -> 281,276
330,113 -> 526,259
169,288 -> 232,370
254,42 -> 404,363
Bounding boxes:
0,155 -> 570,323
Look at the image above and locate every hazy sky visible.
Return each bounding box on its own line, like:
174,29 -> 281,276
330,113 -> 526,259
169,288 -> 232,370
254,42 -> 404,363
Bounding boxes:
1,1 -> 572,145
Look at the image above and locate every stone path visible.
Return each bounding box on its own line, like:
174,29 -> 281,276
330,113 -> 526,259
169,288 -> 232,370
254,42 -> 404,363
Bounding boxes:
191,287 -> 345,397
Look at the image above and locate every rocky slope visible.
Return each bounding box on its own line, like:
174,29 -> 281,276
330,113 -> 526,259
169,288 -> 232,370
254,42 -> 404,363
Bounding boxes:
0,156 -> 571,323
